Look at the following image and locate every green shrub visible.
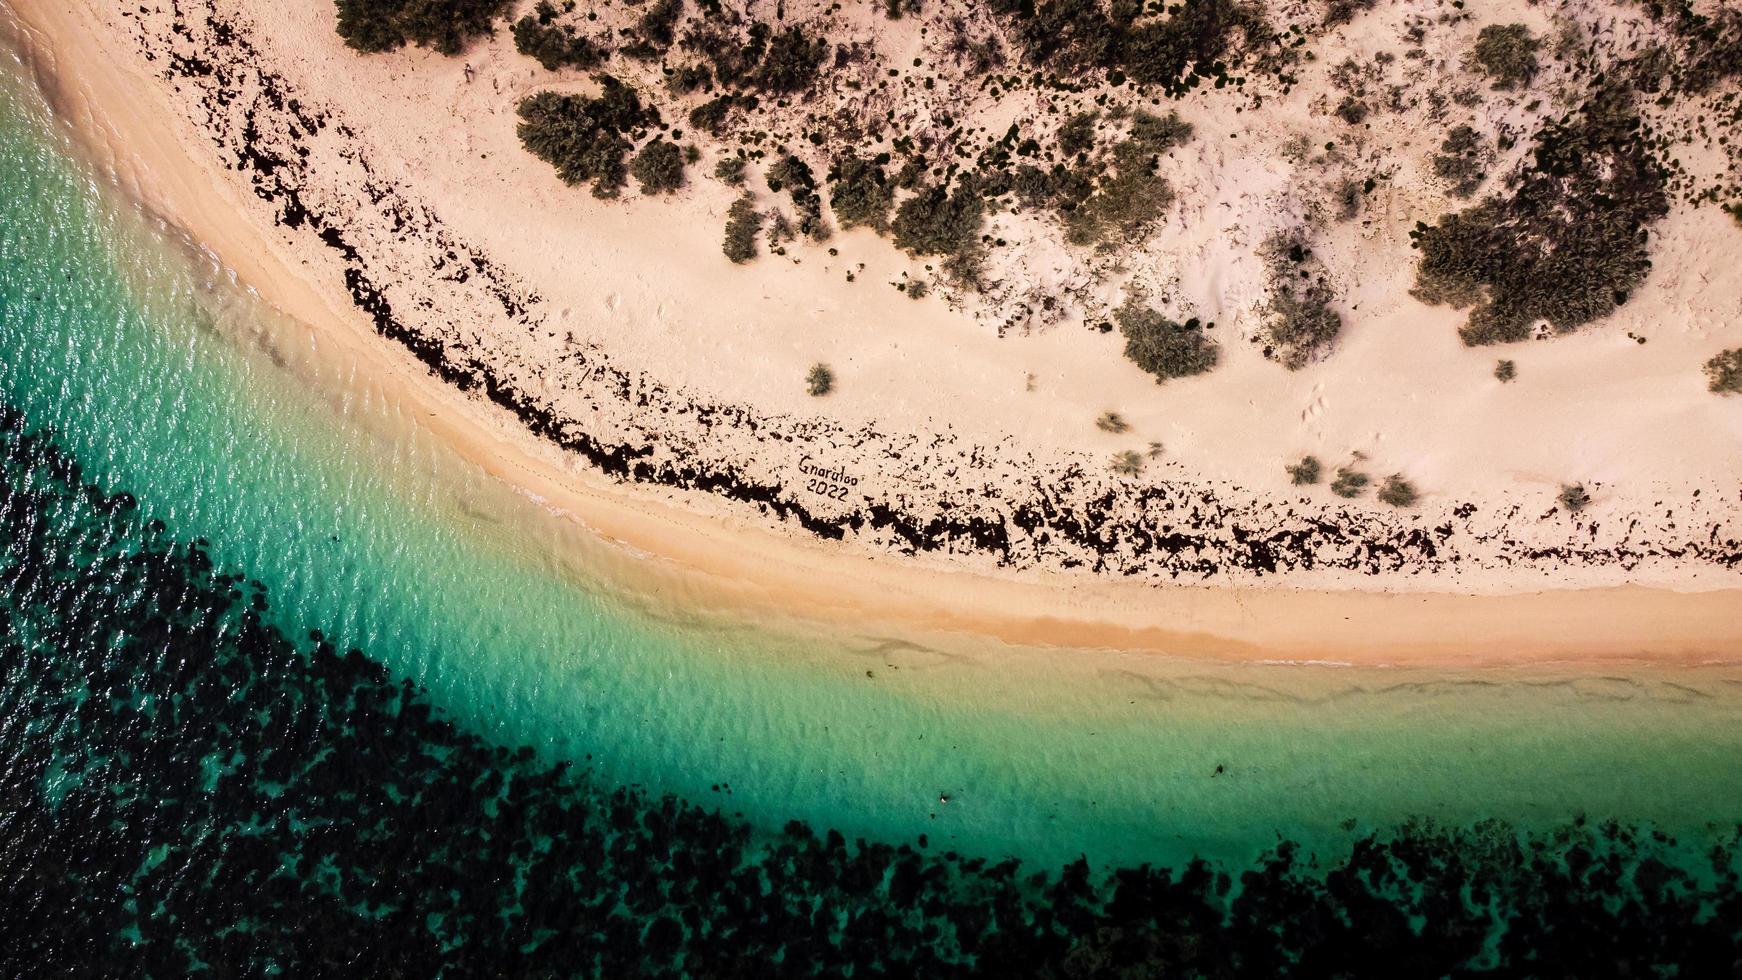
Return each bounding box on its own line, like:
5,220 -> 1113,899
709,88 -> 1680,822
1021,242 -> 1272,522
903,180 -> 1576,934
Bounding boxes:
515,82 -> 654,198
806,363 -> 835,396
1471,24 -> 1540,90
1095,411 -> 1129,434
335,0 -> 510,54
827,155 -> 894,232
1062,142 -> 1173,245
1433,125 -> 1488,198
1559,483 -> 1591,512
1286,455 -> 1321,485
1058,111 -> 1099,156
1110,450 -> 1145,476
631,140 -> 686,194
688,94 -> 753,135
892,180 -> 983,258
1330,467 -> 1370,498
1728,203 -> 1742,227
767,155 -> 828,240
754,27 -> 828,93
1128,111 -> 1194,153
637,0 -> 684,49
1707,348 -> 1742,394
1260,234 -> 1343,369
512,3 -> 605,70
666,63 -> 713,94
1115,299 -> 1218,382
722,193 -> 762,263
1412,85 -> 1667,346
1377,474 -> 1418,507
1494,359 -> 1517,382
714,156 -> 747,185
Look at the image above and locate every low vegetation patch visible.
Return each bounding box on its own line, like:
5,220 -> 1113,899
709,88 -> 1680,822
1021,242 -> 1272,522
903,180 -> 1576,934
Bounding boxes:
1377,474 -> 1418,508
631,140 -> 686,194
892,179 -> 983,270
1259,233 -> 1343,369
1433,125 -> 1488,199
1471,24 -> 1540,91
1707,348 -> 1742,394
1286,456 -> 1321,485
1110,450 -> 1145,476
1411,85 -> 1668,346
1330,466 -> 1370,498
806,363 -> 835,396
1095,411 -> 1130,434
512,2 -> 606,70
767,155 -> 828,241
1115,299 -> 1218,383
827,155 -> 895,233
1559,483 -> 1591,513
1494,359 -> 1517,383
516,81 -> 656,198
335,0 -> 510,54
722,193 -> 762,263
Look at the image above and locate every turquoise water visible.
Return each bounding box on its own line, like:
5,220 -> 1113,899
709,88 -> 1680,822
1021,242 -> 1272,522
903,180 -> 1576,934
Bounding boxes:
4,47 -> 1742,889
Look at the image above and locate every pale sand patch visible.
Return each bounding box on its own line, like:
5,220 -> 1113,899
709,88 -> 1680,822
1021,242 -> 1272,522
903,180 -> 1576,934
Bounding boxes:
3,0 -> 1740,665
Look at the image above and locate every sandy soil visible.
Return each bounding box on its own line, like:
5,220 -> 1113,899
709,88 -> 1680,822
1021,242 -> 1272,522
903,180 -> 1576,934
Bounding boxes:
3,0 -> 1741,663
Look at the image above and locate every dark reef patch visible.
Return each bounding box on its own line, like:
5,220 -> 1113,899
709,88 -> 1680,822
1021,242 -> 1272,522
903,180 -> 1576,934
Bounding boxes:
4,404 -> 1742,976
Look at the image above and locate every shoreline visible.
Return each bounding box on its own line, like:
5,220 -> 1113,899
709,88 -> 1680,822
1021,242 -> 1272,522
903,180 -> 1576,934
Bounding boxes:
6,0 -> 1742,667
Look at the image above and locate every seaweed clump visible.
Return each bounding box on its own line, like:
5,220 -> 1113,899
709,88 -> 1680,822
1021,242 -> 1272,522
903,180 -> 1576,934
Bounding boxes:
1411,85 -> 1668,346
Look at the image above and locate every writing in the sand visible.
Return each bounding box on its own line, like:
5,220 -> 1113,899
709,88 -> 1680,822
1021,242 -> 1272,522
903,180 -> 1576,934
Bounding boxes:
797,456 -> 860,502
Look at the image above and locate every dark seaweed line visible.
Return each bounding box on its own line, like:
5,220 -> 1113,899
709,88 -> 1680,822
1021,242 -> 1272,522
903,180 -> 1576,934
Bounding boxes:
137,2 -> 1742,586
6,399 -> 1742,977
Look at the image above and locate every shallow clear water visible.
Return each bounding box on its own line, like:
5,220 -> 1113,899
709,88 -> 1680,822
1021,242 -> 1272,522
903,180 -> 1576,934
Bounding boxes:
3,48 -> 1741,889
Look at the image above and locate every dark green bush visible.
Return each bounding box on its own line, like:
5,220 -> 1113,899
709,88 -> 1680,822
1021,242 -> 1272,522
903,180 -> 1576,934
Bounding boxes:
1058,112 -> 1099,156
1095,411 -> 1130,434
1260,234 -> 1343,369
714,156 -> 747,185
754,27 -> 828,93
335,0 -> 510,54
722,193 -> 762,263
512,3 -> 605,70
1128,110 -> 1194,153
1115,299 -> 1218,382
637,0 -> 685,49
827,156 -> 894,232
1412,85 -> 1668,346
1495,359 -> 1517,382
1433,125 -> 1487,198
631,140 -> 686,194
892,179 -> 983,258
1707,348 -> 1742,394
1330,467 -> 1370,498
666,63 -> 713,94
688,94 -> 753,135
1559,483 -> 1591,512
1377,474 -> 1418,507
806,363 -> 835,396
991,0 -> 1268,96
1286,456 -> 1321,485
1471,23 -> 1540,90
767,155 -> 828,241
516,81 -> 655,198
1063,142 -> 1174,245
